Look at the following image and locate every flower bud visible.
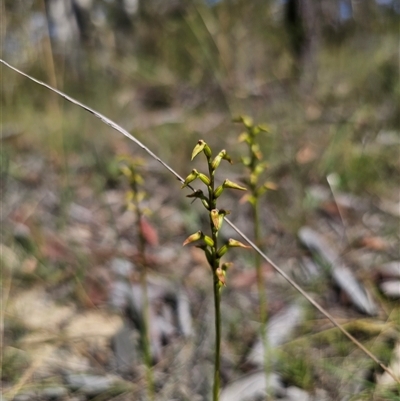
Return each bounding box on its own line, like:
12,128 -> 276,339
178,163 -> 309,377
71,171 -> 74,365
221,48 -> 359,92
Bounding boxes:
240,156 -> 251,167
264,181 -> 277,190
119,165 -> 132,178
211,150 -> 225,170
204,235 -> 215,247
238,132 -> 249,143
239,193 -> 251,204
221,262 -> 233,271
250,172 -> 257,186
127,203 -> 137,212
223,179 -> 247,191
255,186 -> 267,197
239,194 -> 256,205
251,144 -> 262,160
191,140 -> 206,160
203,143 -> 212,158
216,267 -> 226,286
201,199 -> 210,209
257,124 -> 270,133
242,115 -> 253,128
198,173 -> 211,186
217,209 -> 230,229
222,153 -> 233,164
227,238 -> 250,249
233,115 -> 253,128
217,244 -> 228,258
125,190 -> 134,203
181,169 -> 199,188
254,164 -> 264,176
214,184 -> 224,198
211,209 -> 220,230
183,230 -> 203,246
132,173 -> 144,185
136,190 -> 146,203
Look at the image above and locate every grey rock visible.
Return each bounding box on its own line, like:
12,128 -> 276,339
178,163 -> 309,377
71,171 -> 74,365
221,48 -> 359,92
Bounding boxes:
307,185 -> 331,203
379,261 -> 400,279
376,130 -> 400,145
112,324 -> 137,374
332,265 -> 377,315
42,386 -> 68,400
68,203 -> 93,224
14,392 -> 37,401
110,258 -> 134,278
378,198 -> 400,217
220,372 -> 284,401
65,374 -> 115,396
109,280 -> 132,309
285,386 -> 310,401
380,280 -> 400,298
176,288 -> 193,337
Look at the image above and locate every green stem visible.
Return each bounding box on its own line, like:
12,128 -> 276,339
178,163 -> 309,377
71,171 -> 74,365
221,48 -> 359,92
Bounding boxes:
140,267 -> 155,401
253,199 -> 270,400
208,161 -> 221,401
212,272 -> 221,401
134,182 -> 155,401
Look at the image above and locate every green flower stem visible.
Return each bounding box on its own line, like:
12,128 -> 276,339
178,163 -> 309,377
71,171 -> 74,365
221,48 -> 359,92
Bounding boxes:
237,117 -> 272,400
208,160 -> 221,401
212,272 -> 221,401
252,200 -> 270,401
140,266 -> 155,401
132,180 -> 155,401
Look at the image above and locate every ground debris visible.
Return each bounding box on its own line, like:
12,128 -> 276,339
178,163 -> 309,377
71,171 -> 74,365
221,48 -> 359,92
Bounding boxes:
298,226 -> 378,315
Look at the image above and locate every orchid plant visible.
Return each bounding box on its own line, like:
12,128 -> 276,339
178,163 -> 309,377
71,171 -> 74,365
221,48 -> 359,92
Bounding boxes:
182,140 -> 250,401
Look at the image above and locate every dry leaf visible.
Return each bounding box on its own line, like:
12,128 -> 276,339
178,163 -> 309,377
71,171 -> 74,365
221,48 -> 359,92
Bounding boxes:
360,236 -> 388,251
296,145 -> 316,164
140,216 -> 159,246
